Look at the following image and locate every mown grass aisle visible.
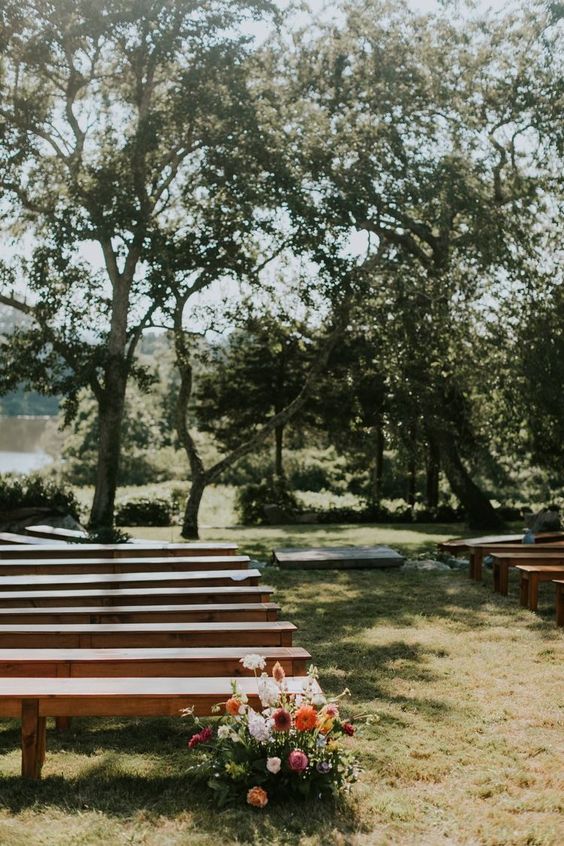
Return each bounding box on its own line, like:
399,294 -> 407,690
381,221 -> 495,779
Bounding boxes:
0,566 -> 561,846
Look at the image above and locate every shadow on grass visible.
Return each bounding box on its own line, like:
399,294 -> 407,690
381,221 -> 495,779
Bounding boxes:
0,769 -> 361,842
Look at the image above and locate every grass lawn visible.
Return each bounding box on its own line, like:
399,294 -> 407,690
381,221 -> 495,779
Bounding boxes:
121,520 -> 472,561
0,529 -> 562,845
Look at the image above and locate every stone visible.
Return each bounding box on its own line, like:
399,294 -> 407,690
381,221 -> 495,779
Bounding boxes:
402,559 -> 451,572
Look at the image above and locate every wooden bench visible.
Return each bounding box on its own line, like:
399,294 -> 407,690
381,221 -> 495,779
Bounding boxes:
0,675 -> 318,778
515,564 -> 564,611
0,620 -> 296,648
0,645 -> 311,678
0,542 -> 238,559
467,540 -> 564,581
491,551 -> 564,595
0,554 -> 250,576
0,602 -> 280,624
0,568 -> 261,592
437,534 -> 564,580
0,584 -> 274,607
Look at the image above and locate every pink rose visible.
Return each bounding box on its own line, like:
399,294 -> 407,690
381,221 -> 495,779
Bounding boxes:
288,749 -> 309,772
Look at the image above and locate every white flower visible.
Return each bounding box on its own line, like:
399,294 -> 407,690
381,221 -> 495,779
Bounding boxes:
257,673 -> 280,707
266,756 -> 281,774
217,725 -> 231,740
240,654 -> 267,671
312,693 -> 327,707
247,709 -> 272,743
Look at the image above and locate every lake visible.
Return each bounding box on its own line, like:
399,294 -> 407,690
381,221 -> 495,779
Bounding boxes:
0,416 -> 54,474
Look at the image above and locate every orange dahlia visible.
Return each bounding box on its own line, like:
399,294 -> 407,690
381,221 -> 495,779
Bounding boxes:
294,704 -> 318,731
247,786 -> 268,808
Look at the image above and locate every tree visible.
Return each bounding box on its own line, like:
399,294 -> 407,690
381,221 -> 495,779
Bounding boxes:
0,0 -> 278,527
276,0 -> 562,527
194,308 -> 316,479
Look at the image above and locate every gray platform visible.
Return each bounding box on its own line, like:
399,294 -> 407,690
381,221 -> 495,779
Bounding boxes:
273,546 -> 404,570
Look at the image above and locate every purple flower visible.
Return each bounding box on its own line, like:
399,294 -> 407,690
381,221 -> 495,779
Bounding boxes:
316,761 -> 332,774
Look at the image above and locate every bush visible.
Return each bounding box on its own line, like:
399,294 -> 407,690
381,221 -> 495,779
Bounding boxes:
82,527 -> 131,544
115,497 -> 172,527
236,479 -> 302,525
0,474 -> 81,520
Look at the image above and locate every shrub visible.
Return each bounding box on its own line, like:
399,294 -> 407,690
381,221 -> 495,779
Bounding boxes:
236,479 -> 302,525
115,497 -> 172,527
82,526 -> 131,544
0,474 -> 81,520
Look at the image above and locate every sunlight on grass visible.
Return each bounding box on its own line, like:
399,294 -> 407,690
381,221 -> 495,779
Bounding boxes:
0,564 -> 562,845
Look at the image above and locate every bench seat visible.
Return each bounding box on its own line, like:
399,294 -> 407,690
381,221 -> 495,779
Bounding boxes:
0,645 -> 311,677
0,542 -> 238,559
0,675 -> 320,778
0,554 -> 250,576
0,585 -> 274,607
0,602 -> 280,624
0,620 -> 296,648
0,568 -> 261,591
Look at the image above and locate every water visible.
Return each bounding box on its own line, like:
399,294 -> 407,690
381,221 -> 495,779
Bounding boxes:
0,450 -> 52,473
0,416 -> 54,475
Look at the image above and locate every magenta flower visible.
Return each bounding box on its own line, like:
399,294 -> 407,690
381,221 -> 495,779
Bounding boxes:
288,749 -> 309,772
188,725 -> 213,748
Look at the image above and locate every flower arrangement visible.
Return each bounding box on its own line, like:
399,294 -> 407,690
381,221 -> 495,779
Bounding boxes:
184,655 -> 363,808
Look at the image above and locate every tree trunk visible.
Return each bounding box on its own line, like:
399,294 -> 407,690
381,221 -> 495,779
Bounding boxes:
407,421 -> 417,507
89,382 -> 126,528
426,439 -> 440,508
182,471 -> 207,539
371,423 -> 385,504
439,430 -> 502,529
274,425 -> 284,478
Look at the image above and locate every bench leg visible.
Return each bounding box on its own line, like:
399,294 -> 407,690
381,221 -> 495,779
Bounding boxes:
528,574 -> 540,612
473,551 -> 483,582
499,563 -> 510,596
519,573 -> 529,608
21,700 -> 46,780
556,586 -> 564,627
493,563 -> 500,593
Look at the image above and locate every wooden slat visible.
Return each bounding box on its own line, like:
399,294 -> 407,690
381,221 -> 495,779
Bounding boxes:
0,602 -> 280,624
0,568 -> 261,591
0,554 -> 249,575
0,646 -> 311,677
0,675 -> 317,718
0,542 -> 238,559
0,585 -> 274,608
0,620 -> 296,648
